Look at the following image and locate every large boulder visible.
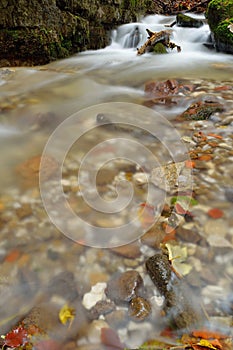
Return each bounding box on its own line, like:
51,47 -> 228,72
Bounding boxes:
0,0 -> 156,67
206,0 -> 233,53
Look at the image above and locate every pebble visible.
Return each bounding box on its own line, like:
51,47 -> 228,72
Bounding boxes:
87,300 -> 116,320
204,219 -> 228,237
128,296 -> 151,321
105,270 -> 143,303
110,242 -> 141,259
225,187 -> 233,202
86,319 -> 109,344
15,203 -> 32,219
82,282 -> 107,310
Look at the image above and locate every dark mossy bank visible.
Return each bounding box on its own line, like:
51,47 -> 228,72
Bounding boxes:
0,0 -> 157,67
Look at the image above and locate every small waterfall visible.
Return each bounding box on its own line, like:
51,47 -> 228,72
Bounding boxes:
110,14 -> 210,52
123,26 -> 142,48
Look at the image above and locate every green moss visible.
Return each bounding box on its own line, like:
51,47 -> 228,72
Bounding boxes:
176,13 -> 203,27
215,18 -> 233,46
152,43 -> 167,54
206,0 -> 233,31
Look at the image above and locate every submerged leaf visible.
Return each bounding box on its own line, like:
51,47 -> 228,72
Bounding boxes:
58,304 -> 75,326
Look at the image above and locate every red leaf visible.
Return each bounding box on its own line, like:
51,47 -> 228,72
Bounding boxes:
101,328 -> 125,349
4,326 -> 28,347
207,208 -> 224,219
175,203 -> 187,215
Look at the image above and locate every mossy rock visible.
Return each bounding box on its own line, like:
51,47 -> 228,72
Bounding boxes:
152,43 -> 168,54
176,13 -> 204,28
206,0 -> 233,31
206,0 -> 233,53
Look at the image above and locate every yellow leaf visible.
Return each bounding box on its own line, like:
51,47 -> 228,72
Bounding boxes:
198,339 -> 218,349
59,304 -> 75,326
165,243 -> 192,276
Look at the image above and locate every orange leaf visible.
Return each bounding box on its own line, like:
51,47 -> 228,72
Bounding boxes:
192,329 -> 228,340
207,208 -> 224,219
4,249 -> 21,263
198,154 -> 213,161
185,160 -> 196,168
207,133 -> 223,140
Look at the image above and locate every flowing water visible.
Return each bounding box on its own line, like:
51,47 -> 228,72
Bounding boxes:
0,13 -> 233,347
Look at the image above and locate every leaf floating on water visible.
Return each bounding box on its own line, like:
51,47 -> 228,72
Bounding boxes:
165,243 -> 192,276
58,304 -> 75,326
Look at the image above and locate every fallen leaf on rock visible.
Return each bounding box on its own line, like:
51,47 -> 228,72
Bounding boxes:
3,326 -> 28,347
192,329 -> 229,340
207,208 -> 224,219
58,304 -> 75,326
196,339 -> 218,349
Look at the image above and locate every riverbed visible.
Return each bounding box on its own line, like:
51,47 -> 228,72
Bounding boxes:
0,14 -> 232,349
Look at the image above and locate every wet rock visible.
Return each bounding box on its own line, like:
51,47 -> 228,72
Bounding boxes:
105,309 -> 128,328
128,296 -> 151,321
16,155 -> 58,187
15,203 -> 32,220
82,282 -> 107,310
110,242 -> 141,259
176,13 -> 204,28
105,270 -> 143,304
176,226 -> 202,244
48,271 -> 78,301
141,223 -> 166,248
87,300 -> 116,320
176,100 -> 224,121
144,79 -> 194,105
146,252 -> 205,329
225,187 -> 233,202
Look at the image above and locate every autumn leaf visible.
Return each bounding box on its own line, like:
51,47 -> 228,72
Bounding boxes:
3,326 -> 28,347
197,339 -> 218,349
165,243 -> 192,276
58,304 -> 75,326
171,196 -> 198,206
207,208 -> 224,219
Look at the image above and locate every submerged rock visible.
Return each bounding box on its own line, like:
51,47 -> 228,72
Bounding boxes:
176,100 -> 224,121
128,296 -> 151,321
145,252 -> 205,330
105,270 -> 143,304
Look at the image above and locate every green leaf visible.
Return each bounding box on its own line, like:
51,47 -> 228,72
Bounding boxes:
170,196 -> 198,206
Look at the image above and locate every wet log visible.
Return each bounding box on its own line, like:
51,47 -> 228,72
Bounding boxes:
137,29 -> 181,55
137,29 -> 171,55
